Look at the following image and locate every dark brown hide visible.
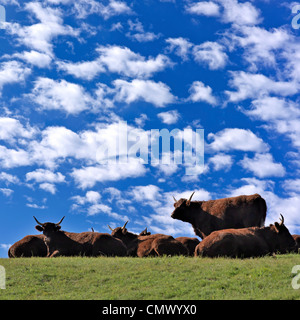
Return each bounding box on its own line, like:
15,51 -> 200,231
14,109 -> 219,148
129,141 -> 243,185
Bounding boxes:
8,234 -> 47,258
194,217 -> 295,258
171,193 -> 267,239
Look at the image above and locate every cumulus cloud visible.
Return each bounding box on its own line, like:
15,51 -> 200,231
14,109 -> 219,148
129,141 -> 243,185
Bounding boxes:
0,61 -> 31,95
239,153 -> 286,178
5,2 -> 79,55
113,79 -> 176,107
188,81 -> 217,105
192,41 -> 228,70
225,71 -> 299,103
185,0 -> 261,26
58,45 -> 172,80
28,77 -> 98,114
208,153 -> 233,171
185,1 -> 220,17
207,128 -> 269,153
71,158 -> 147,189
157,110 -> 180,124
165,37 -> 193,61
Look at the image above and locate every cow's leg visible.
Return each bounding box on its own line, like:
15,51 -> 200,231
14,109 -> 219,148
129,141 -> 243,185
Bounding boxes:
48,250 -> 61,257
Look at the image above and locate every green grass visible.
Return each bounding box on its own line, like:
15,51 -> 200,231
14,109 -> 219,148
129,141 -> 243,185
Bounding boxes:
1,254 -> 300,300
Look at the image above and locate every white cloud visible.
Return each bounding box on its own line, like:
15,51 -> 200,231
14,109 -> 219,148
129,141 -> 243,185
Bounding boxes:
239,153 -> 286,178
185,1 -> 220,16
5,2 -> 79,55
282,179 -> 300,194
209,153 -> 233,171
39,182 -> 56,194
10,50 -> 52,68
26,168 -> 65,183
243,97 -> 300,122
157,110 -> 180,124
0,188 -> 13,197
188,81 -> 217,105
217,0 -> 261,25
0,146 -> 31,168
58,45 -> 172,80
71,158 -> 147,189
225,71 -> 299,103
126,19 -> 161,42
29,77 -> 98,114
57,60 -> 105,81
225,25 -> 291,70
97,45 -> 172,79
0,117 -> 37,143
113,79 -> 176,107
207,128 -> 269,153
0,172 -> 20,185
165,37 -> 193,61
0,61 -> 31,95
192,41 -> 228,70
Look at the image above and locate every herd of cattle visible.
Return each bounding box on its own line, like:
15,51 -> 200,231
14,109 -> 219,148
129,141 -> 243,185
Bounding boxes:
8,193 -> 300,258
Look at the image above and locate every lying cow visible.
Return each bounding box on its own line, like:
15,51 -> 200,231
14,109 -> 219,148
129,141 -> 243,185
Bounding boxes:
171,193 -> 267,239
34,216 -> 127,257
8,234 -> 47,258
194,215 -> 296,258
175,237 -> 200,256
109,222 -> 188,257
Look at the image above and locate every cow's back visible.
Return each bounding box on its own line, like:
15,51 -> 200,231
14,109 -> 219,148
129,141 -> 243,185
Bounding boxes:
9,234 -> 47,257
195,227 -> 268,258
200,194 -> 266,230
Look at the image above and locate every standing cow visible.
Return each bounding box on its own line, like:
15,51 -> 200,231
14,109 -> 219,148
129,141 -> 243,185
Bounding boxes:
34,216 -> 127,257
194,215 -> 296,258
109,222 -> 188,257
171,193 -> 267,239
8,234 -> 47,258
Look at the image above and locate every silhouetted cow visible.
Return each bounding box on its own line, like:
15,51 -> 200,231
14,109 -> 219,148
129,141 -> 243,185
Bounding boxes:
175,237 -> 200,256
109,222 -> 188,257
171,193 -> 267,239
8,234 -> 47,258
194,215 -> 296,258
34,216 -> 127,257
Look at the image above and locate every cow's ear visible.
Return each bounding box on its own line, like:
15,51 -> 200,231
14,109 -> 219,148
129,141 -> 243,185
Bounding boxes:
186,200 -> 191,206
274,222 -> 281,233
122,228 -> 127,235
35,225 -> 44,232
55,225 -> 61,231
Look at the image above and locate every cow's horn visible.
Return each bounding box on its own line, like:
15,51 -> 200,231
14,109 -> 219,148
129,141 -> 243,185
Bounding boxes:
188,191 -> 195,202
173,196 -> 177,203
55,216 -> 65,226
122,221 -> 128,230
279,214 -> 284,226
108,225 -> 113,231
33,216 -> 43,226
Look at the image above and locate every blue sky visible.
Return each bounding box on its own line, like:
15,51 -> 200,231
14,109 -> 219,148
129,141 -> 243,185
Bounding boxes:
0,0 -> 300,257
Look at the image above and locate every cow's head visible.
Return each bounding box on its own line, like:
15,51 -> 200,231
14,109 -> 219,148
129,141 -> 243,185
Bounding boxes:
34,216 -> 65,235
108,221 -> 144,244
171,192 -> 195,221
270,214 -> 296,252
139,228 -> 151,236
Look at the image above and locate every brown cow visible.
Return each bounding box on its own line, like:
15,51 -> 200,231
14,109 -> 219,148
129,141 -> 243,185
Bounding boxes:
194,215 -> 296,258
171,193 -> 267,239
175,237 -> 200,256
109,222 -> 188,257
34,216 -> 127,257
8,234 -> 47,258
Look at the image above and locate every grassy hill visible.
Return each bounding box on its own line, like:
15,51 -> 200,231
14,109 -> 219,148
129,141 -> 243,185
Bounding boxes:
1,254 -> 300,300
